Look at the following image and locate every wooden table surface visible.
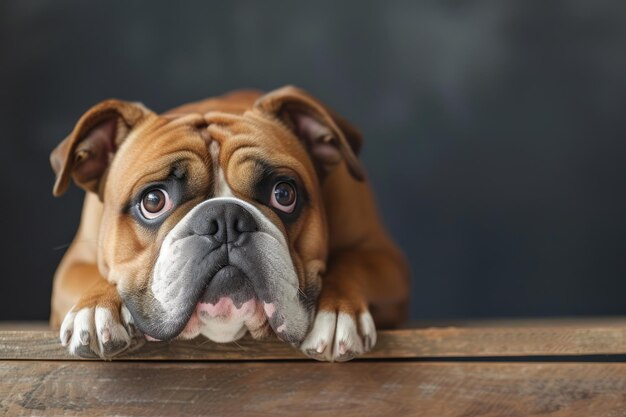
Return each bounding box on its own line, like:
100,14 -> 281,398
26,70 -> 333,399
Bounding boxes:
2,318 -> 626,416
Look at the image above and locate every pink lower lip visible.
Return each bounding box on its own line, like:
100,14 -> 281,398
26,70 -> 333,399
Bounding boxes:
263,302 -> 276,318
147,298 -> 277,342
196,297 -> 258,318
197,297 -> 233,317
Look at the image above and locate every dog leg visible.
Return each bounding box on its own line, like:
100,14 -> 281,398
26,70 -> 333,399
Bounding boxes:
301,246 -> 408,361
59,278 -> 143,359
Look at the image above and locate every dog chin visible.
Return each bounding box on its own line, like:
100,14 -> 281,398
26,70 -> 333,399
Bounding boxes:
175,297 -> 269,343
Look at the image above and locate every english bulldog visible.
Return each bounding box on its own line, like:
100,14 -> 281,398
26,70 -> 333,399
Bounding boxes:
50,86 -> 409,361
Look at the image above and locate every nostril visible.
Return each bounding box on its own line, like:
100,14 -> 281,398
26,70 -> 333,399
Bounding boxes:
208,220 -> 219,235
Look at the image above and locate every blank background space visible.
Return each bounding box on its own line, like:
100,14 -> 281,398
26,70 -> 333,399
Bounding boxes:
1,1 -> 625,320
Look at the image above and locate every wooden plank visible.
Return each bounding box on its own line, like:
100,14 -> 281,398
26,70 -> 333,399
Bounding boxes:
2,322 -> 626,360
7,316 -> 626,331
3,361 -> 626,416
4,316 -> 626,332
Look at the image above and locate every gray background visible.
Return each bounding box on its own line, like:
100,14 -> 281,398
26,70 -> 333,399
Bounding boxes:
1,0 -> 625,321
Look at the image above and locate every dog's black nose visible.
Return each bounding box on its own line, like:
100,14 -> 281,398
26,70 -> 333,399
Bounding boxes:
201,202 -> 258,243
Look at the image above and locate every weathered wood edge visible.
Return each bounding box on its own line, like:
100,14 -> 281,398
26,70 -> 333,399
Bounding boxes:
5,362 -> 626,417
2,325 -> 626,361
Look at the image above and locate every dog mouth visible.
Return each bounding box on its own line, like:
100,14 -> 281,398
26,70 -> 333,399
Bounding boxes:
128,198 -> 311,344
172,265 -> 287,343
199,265 -> 256,306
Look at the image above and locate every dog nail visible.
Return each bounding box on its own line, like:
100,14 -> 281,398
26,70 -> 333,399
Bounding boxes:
79,330 -> 90,345
61,329 -> 72,346
363,335 -> 371,351
101,328 -> 111,343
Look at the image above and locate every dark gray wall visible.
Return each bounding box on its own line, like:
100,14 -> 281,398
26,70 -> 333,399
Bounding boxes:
1,0 -> 625,321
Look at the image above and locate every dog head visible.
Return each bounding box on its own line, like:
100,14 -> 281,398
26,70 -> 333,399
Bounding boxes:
50,86 -> 363,345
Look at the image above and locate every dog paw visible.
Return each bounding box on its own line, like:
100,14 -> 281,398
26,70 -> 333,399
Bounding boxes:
300,309 -> 377,362
60,304 -> 141,359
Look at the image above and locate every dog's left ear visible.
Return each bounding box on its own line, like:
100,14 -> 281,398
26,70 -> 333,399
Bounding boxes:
254,86 -> 365,181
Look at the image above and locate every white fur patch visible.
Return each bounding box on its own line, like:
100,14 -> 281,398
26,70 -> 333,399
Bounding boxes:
95,307 -> 131,353
300,311 -> 336,357
60,304 -> 138,358
359,311 -> 377,350
334,312 -> 364,355
121,305 -> 134,328
60,309 -> 76,346
69,307 -> 96,356
300,309 -> 377,362
200,320 -> 248,343
210,141 -> 234,197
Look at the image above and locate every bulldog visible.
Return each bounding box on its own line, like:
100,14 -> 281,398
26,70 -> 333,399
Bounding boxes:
49,86 -> 409,361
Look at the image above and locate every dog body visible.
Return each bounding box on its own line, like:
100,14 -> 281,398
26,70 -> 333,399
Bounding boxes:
50,87 -> 408,361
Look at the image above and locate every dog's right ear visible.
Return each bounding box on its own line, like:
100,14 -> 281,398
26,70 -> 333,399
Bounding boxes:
50,100 -> 152,197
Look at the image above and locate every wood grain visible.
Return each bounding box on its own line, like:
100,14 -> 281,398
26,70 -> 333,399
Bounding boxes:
2,323 -> 626,361
3,322 -> 626,415
3,361 -> 626,417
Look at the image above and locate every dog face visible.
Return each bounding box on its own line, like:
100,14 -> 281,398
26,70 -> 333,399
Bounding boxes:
51,87 -> 363,345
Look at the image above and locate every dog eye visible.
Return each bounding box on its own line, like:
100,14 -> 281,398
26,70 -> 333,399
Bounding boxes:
140,188 -> 173,219
270,181 -> 297,213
